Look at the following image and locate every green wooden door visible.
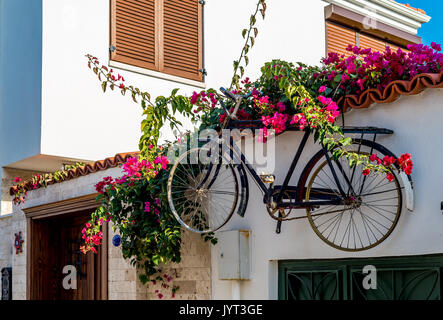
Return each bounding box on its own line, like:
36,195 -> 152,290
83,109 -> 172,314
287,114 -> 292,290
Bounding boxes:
279,255 -> 443,300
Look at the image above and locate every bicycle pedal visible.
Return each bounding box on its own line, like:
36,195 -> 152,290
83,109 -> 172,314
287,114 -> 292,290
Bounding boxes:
260,173 -> 275,184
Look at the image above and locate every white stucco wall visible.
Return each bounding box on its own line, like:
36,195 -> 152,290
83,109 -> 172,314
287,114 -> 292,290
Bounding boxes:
211,88 -> 443,299
39,0 -> 327,161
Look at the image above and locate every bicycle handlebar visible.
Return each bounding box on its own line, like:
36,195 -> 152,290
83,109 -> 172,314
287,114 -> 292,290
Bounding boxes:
219,87 -> 261,101
219,87 -> 263,121
220,87 -> 237,101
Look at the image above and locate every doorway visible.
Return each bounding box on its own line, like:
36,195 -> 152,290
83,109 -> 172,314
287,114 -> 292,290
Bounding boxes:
25,195 -> 108,300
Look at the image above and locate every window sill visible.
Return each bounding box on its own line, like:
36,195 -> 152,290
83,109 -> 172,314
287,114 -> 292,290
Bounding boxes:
109,60 -> 207,89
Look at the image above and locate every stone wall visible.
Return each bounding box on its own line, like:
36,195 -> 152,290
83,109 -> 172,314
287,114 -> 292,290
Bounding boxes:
136,231 -> 211,300
107,223 -> 137,300
0,214 -> 12,272
11,208 -> 26,300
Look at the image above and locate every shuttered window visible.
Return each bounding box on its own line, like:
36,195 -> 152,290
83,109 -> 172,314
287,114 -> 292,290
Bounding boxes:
111,0 -> 203,82
359,33 -> 387,53
326,22 -> 356,57
326,21 -> 408,57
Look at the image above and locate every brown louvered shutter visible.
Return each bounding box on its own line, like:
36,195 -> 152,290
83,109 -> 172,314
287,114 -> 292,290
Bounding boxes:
359,34 -> 387,53
161,0 -> 203,81
326,22 -> 356,57
111,0 -> 157,70
111,0 -> 203,82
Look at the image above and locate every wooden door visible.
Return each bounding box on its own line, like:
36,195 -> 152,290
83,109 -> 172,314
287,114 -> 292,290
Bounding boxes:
30,210 -> 105,300
31,219 -> 57,299
58,214 -> 99,300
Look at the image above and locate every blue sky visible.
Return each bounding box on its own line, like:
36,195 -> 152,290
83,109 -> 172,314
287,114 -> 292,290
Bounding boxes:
404,0 -> 443,45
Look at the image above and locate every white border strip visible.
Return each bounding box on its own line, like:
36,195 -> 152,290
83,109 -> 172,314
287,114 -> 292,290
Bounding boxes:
109,60 -> 207,89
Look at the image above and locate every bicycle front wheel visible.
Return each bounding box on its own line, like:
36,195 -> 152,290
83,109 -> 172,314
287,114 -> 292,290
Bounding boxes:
303,141 -> 402,251
167,147 -> 239,233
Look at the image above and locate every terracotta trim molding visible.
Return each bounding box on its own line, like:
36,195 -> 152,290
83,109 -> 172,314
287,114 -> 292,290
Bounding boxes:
339,70 -> 443,111
10,152 -> 139,196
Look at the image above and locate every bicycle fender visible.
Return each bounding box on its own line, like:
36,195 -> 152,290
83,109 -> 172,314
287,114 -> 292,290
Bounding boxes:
400,172 -> 414,212
345,139 -> 415,212
236,164 -> 249,217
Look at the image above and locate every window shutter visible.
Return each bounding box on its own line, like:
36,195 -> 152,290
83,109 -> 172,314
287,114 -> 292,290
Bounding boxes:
326,22 -> 356,57
111,0 -> 157,70
161,0 -> 203,81
359,34 -> 387,53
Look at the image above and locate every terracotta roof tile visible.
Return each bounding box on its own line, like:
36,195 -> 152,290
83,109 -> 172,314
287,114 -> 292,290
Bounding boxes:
401,3 -> 426,15
340,70 -> 443,111
10,152 -> 139,196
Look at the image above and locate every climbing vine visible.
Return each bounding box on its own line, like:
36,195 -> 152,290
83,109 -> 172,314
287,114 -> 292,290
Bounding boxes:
230,0 -> 267,90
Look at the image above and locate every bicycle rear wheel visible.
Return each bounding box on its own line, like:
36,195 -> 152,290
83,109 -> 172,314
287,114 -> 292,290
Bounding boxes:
303,141 -> 402,251
167,147 -> 239,233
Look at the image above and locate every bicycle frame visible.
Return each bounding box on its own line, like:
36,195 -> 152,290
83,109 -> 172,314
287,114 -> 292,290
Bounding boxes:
224,129 -> 343,209
197,91 -> 407,214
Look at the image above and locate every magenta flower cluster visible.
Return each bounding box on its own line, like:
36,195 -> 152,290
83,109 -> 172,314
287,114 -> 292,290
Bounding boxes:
322,42 -> 443,95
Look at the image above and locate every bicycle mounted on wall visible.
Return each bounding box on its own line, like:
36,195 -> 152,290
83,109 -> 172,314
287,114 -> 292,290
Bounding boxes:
167,88 -> 414,251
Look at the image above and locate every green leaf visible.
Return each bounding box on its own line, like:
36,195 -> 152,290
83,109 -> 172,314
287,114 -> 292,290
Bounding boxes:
171,88 -> 179,96
101,81 -> 107,93
241,28 -> 247,38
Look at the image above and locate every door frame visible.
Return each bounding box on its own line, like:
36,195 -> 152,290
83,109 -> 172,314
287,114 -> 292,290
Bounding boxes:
24,193 -> 108,300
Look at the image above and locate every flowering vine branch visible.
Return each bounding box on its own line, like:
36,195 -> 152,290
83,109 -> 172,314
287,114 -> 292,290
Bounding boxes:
230,0 -> 267,90
86,55 -> 197,158
12,162 -> 85,204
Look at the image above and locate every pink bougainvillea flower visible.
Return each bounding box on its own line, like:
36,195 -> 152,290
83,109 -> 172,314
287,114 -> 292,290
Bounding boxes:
386,173 -> 395,182
431,42 -> 442,52
383,156 -> 396,166
362,169 -> 370,176
258,96 -> 270,104
276,101 -> 286,112
14,177 -> 22,183
190,91 -> 199,105
370,154 -> 378,162
318,86 -> 327,93
346,62 -> 356,74
144,202 -> 151,212
154,155 -> 169,170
